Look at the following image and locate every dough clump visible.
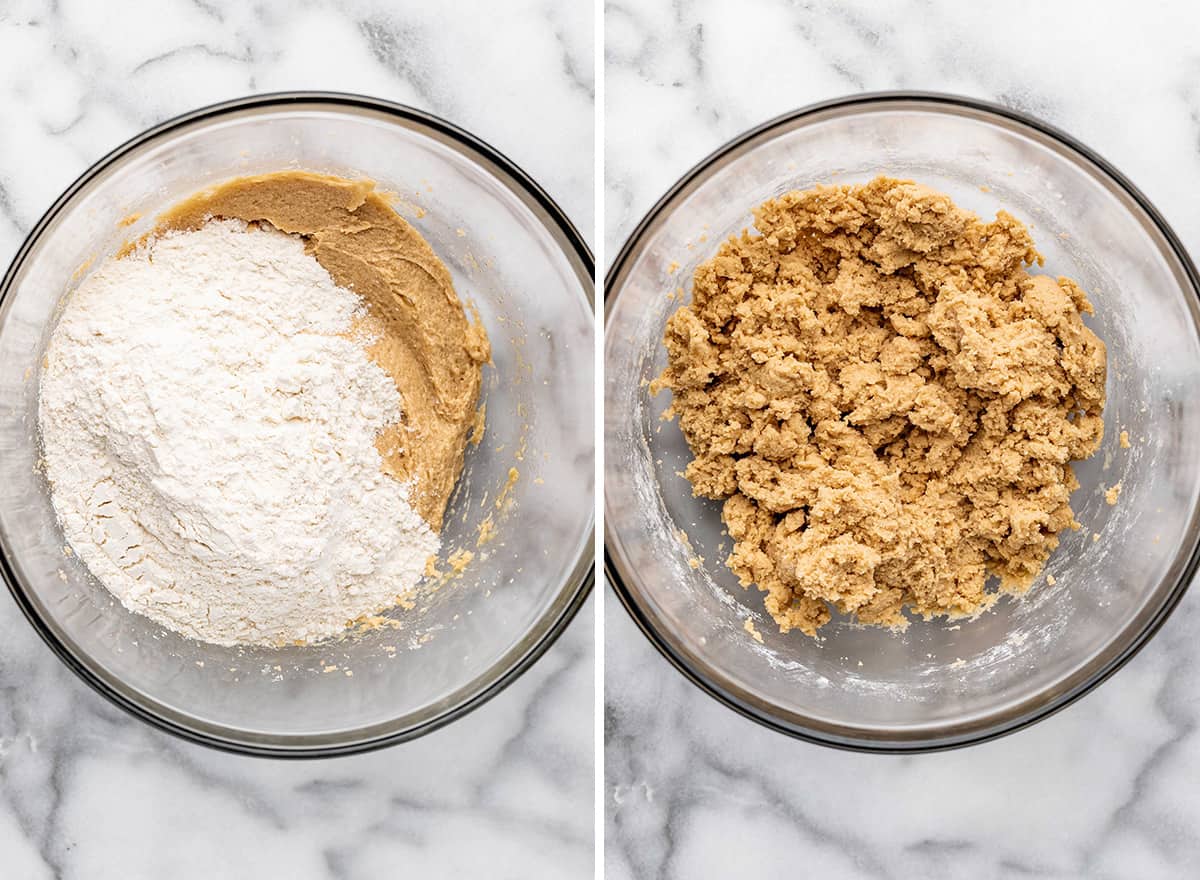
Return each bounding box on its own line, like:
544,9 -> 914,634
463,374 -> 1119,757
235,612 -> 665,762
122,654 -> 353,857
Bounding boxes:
653,177 -> 1107,635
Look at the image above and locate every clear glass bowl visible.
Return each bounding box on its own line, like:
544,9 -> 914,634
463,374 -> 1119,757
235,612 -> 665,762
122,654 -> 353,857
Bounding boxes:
605,93 -> 1200,751
0,93 -> 594,756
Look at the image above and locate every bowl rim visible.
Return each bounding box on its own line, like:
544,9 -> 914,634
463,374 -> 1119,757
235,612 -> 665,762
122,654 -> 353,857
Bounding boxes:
0,90 -> 596,758
604,90 -> 1200,753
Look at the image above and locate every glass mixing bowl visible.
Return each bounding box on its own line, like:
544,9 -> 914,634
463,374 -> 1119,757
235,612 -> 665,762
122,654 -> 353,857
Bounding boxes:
605,93 -> 1200,751
0,93 -> 594,756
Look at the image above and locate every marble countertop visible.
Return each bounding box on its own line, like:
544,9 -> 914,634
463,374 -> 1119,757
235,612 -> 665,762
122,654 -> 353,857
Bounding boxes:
605,1 -> 1200,878
0,1 -> 593,877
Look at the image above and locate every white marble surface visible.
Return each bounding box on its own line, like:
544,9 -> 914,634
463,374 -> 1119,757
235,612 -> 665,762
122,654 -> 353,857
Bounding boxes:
0,1 -> 593,877
606,1 -> 1200,878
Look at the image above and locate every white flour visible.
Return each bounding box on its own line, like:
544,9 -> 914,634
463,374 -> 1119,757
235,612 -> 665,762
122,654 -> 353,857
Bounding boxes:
38,219 -> 439,647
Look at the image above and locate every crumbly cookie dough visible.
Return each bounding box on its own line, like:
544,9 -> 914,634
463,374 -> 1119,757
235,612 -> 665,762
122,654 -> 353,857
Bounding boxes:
150,171 -> 490,531
653,177 -> 1107,635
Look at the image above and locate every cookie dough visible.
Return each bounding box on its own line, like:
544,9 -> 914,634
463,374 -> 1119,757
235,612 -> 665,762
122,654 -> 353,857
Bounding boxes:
153,171 -> 490,531
653,177 -> 1107,635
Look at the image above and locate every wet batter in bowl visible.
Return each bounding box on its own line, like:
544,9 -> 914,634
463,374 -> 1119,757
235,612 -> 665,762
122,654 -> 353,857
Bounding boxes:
39,172 -> 490,646
653,177 -> 1107,635
155,172 -> 492,530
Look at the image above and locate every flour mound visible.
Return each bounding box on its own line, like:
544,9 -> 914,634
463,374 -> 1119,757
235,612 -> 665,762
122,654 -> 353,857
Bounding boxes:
39,220 -> 439,646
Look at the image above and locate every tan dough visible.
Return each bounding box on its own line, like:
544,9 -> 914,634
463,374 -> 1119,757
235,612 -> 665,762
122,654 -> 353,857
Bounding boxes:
152,171 -> 490,531
653,177 -> 1107,635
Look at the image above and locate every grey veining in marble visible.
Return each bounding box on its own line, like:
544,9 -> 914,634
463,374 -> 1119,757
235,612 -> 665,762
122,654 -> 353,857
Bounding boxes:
0,1 -> 594,877
606,1 -> 1200,878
